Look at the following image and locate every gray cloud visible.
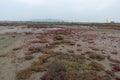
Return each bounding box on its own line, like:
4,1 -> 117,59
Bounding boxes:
0,0 -> 120,22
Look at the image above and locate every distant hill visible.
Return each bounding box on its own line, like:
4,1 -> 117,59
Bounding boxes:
30,19 -> 65,22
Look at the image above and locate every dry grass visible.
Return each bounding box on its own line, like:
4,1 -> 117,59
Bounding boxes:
31,65 -> 46,72
67,49 -> 74,53
32,59 -> 43,65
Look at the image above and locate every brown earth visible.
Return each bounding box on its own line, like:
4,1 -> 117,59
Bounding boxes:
0,24 -> 120,80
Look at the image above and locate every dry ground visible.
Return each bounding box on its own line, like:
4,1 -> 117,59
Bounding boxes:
0,25 -> 120,80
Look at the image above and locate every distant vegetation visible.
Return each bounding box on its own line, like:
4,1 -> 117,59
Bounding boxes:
0,21 -> 120,30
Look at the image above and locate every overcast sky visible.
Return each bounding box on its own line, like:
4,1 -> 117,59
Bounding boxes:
0,0 -> 120,22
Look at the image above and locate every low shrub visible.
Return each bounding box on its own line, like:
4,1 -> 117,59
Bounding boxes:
32,59 -> 43,65
25,55 -> 34,60
53,35 -> 64,41
31,65 -> 46,72
16,67 -> 32,79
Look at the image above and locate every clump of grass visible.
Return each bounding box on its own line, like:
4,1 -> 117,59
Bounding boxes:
32,59 -> 43,65
89,46 -> 100,51
64,61 -> 78,69
28,46 -> 42,52
79,55 -> 85,59
77,48 -> 82,51
24,51 -> 34,55
12,47 -> 20,51
51,41 -> 62,45
41,60 -> 66,80
16,67 -> 32,79
89,53 -> 105,60
25,55 -> 34,60
81,64 -> 93,70
62,40 -> 75,45
16,65 -> 46,79
52,40 -> 75,46
89,61 -> 105,71
53,35 -> 64,41
41,49 -> 55,54
39,38 -> 47,43
38,54 -> 52,62
41,53 -> 111,80
41,73 -> 52,80
31,65 -> 46,72
67,42 -> 75,46
67,49 -> 74,53
111,51 -> 117,55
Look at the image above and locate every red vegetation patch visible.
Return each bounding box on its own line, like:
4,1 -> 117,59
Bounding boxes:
16,67 -> 32,79
82,34 -> 98,40
16,65 -> 46,79
79,54 -> 85,59
89,61 -> 105,71
46,29 -> 72,35
116,77 -> 120,80
38,54 -> 51,62
84,51 -> 94,54
89,46 -> 100,51
31,65 -> 46,72
112,64 -> 120,71
53,35 -> 64,41
25,55 -> 34,60
105,70 -> 115,76
39,38 -> 48,43
111,51 -> 118,55
28,46 -> 42,52
41,73 -> 52,80
89,53 -> 105,60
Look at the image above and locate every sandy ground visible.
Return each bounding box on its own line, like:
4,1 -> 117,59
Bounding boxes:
0,25 -> 120,80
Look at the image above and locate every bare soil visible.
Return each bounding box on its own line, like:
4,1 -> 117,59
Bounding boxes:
0,25 -> 120,80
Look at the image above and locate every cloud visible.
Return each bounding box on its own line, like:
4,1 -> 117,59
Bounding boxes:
1,0 -> 120,22
73,0 -> 118,10
17,0 -> 118,10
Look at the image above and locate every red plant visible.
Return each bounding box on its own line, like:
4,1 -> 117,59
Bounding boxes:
38,54 -> 51,62
28,46 -> 42,52
113,64 -> 120,71
41,73 -> 52,80
25,55 -> 34,60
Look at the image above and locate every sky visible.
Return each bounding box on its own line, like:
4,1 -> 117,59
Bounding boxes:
0,0 -> 120,22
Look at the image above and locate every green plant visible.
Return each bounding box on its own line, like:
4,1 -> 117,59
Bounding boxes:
82,64 -> 93,70
64,61 -> 78,68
